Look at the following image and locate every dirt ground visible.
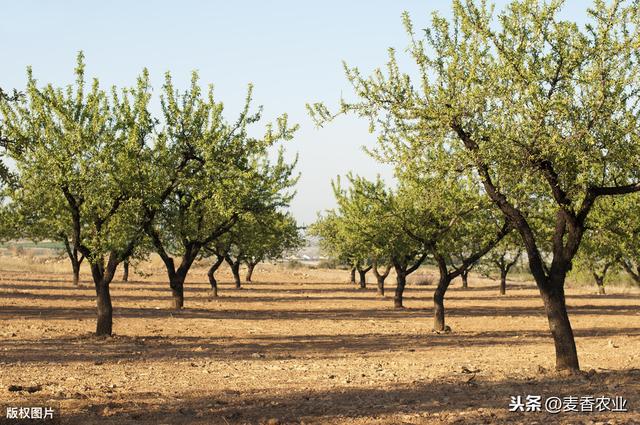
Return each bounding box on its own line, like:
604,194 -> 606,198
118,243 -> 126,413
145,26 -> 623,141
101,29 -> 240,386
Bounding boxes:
0,257 -> 639,425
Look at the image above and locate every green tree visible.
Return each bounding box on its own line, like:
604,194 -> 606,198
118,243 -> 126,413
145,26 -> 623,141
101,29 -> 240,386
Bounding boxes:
309,0 -> 640,372
1,53 -> 169,336
144,73 -> 298,309
477,233 -> 524,295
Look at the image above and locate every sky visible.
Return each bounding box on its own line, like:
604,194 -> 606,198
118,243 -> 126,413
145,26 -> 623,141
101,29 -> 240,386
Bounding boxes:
1,1 -> 589,224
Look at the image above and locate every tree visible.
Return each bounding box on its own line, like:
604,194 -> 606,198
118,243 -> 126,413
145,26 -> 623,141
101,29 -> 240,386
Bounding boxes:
478,233 -> 523,295
144,72 -> 298,308
1,53 -> 162,336
309,0 -> 640,371
327,174 -> 427,307
241,211 -> 303,283
308,207 -> 374,287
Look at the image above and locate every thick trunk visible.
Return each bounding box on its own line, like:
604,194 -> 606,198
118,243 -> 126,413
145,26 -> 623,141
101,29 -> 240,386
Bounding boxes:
170,275 -> 185,310
539,279 -> 580,372
122,259 -> 129,282
350,267 -> 356,285
461,270 -> 469,289
433,275 -> 452,331
358,270 -> 367,289
499,269 -> 507,295
246,262 -> 256,283
394,271 -> 406,309
90,261 -> 117,337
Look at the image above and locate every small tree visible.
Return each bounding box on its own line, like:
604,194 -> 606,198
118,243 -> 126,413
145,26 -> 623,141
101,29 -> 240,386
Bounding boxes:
478,233 -> 523,295
1,53 -> 161,335
144,73 -> 298,308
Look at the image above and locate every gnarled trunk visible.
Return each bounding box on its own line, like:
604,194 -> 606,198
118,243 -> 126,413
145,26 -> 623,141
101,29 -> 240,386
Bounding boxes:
350,267 -> 356,285
433,275 -> 453,331
230,261 -> 241,289
358,269 -> 367,289
376,274 -> 386,296
208,255 -> 224,298
246,262 -> 256,283
461,270 -> 469,289
122,259 -> 129,282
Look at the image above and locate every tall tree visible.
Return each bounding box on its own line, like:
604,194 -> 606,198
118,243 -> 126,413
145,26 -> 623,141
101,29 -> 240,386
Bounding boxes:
309,0 -> 640,372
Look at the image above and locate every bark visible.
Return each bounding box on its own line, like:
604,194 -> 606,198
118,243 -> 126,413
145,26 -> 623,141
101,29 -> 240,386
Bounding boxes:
122,259 -> 129,282
394,270 -> 406,308
539,279 -> 579,372
63,236 -> 84,286
350,267 -> 356,285
207,255 -> 224,298
246,262 -> 257,283
499,269 -> 507,295
358,270 -> 367,289
89,256 -> 119,336
433,274 -> 453,331
170,274 -> 186,310
461,270 -> 469,289
372,263 -> 391,296
72,261 -> 81,287
225,256 -> 242,289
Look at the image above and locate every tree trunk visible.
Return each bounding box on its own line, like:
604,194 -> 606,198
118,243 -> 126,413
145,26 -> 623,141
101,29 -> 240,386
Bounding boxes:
208,256 -> 224,298
170,274 -> 185,310
539,281 -> 580,372
461,270 -> 469,289
90,260 -> 117,337
350,267 -> 356,285
376,275 -> 385,296
122,259 -> 129,282
433,275 -> 452,331
72,261 -> 80,286
499,269 -> 507,295
358,269 -> 367,289
232,262 -> 241,289
246,262 -> 256,283
394,271 -> 406,308
593,273 -> 605,295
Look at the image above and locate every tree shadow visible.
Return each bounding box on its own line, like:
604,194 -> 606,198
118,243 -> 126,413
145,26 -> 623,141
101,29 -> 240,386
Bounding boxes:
11,370 -> 640,424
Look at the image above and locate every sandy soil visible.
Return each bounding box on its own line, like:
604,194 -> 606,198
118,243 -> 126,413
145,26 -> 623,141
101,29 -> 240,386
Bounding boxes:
0,259 -> 639,424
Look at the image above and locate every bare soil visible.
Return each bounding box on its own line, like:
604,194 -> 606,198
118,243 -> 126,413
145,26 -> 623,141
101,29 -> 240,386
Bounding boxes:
1,259 -> 639,424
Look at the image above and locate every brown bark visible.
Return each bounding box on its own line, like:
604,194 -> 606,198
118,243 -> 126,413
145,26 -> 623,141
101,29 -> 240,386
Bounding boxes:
433,274 -> 452,331
225,256 -> 242,289
394,270 -> 406,308
499,269 -> 507,295
122,259 -> 129,282
89,256 -> 119,337
246,262 -> 257,283
540,280 -> 579,372
208,255 -> 224,298
372,263 -> 391,296
461,269 -> 469,289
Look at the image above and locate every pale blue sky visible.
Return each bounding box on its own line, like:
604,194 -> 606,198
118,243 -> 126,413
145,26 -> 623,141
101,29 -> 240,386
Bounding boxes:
1,1 -> 589,224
